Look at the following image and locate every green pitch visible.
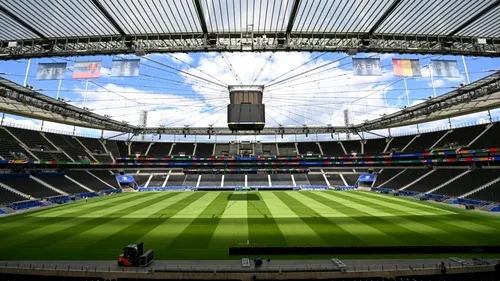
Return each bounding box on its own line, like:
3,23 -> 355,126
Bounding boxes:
1,191 -> 500,260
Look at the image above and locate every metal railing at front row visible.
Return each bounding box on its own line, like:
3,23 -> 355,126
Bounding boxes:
0,260 -> 493,274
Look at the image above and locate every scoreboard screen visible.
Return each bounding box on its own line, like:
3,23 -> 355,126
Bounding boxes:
227,104 -> 265,130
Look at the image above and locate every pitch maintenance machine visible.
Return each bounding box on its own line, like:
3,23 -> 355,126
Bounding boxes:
118,242 -> 154,267
227,85 -> 265,131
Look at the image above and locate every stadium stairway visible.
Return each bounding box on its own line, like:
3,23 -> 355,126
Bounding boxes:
425,169 -> 471,195
404,169 -> 468,193
65,171 -> 115,191
461,175 -> 500,201
428,169 -> 500,197
0,127 -> 39,160
374,169 -> 406,187
398,169 -> 436,190
88,170 -> 119,188
0,176 -> 62,199
0,181 -> 29,202
30,175 -> 68,196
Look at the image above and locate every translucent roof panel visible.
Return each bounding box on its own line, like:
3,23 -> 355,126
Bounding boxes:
457,5 -> 500,38
99,0 -> 202,34
202,0 -> 293,33
376,0 -> 496,35
0,0 -> 120,37
0,10 -> 40,41
292,0 -> 395,33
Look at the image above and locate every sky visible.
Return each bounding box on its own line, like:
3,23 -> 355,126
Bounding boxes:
0,51 -> 499,142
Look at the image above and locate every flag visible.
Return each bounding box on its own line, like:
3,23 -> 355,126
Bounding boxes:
392,59 -> 422,77
72,61 -> 101,79
352,58 -> 382,76
36,63 -> 67,80
111,59 -> 140,77
431,60 -> 460,77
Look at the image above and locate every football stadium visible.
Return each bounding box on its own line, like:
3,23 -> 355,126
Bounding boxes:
1,0 -> 500,280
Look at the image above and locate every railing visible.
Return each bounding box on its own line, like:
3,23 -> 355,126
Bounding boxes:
0,260 -> 493,274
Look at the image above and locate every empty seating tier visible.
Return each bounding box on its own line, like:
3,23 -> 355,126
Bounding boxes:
342,174 -> 359,186
433,125 -> 487,149
44,133 -> 89,161
270,174 -> 293,186
277,143 -> 296,156
93,155 -> 112,162
326,174 -> 344,186
247,174 -> 268,186
406,169 -> 466,193
194,143 -> 214,157
403,131 -> 446,153
182,174 -> 198,186
363,138 -> 387,154
466,180 -> 500,203
0,128 -> 31,159
134,175 -> 149,187
214,144 -> 229,156
297,142 -> 320,155
469,123 -> 500,148
38,175 -> 89,194
306,174 -> 327,186
148,175 -> 166,187
65,171 -> 111,191
0,187 -> 26,203
31,151 -> 71,162
224,174 -> 245,186
382,169 -> 430,189
199,174 -> 222,186
116,141 -> 129,157
0,177 -> 60,198
171,143 -> 194,156
433,169 -> 500,197
77,137 -> 105,153
166,174 -> 186,186
387,135 -> 414,153
88,171 -> 118,188
262,144 -> 277,156
374,169 -> 404,187
342,140 -> 361,155
293,174 -> 310,186
130,142 -> 150,156
8,128 -> 55,150
319,142 -> 344,156
147,143 -> 172,157
103,140 -> 120,158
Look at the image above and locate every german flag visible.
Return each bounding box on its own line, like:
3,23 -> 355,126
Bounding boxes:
392,59 -> 422,77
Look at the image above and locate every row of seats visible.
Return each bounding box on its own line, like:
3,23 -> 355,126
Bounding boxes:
375,168 -> 500,203
0,171 -> 120,204
1,122 -> 499,160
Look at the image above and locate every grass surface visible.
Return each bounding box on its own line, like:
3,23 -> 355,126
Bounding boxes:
1,191 -> 500,260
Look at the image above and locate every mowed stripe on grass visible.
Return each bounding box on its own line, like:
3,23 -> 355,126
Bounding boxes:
259,192 -> 326,246
1,191 -> 500,260
338,191 -> 500,244
0,193 -> 133,235
208,193 -> 248,249
314,191 -> 471,246
0,193 -> 159,248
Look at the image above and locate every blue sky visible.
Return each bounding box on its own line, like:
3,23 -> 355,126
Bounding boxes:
0,52 -> 499,142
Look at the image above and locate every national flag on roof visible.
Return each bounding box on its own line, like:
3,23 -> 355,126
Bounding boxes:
392,59 -> 422,77
72,61 -> 102,79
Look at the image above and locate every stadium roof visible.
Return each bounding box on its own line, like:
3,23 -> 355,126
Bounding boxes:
0,0 -> 500,59
358,70 -> 500,131
4,68 -> 498,136
0,77 -> 136,132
